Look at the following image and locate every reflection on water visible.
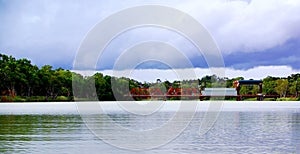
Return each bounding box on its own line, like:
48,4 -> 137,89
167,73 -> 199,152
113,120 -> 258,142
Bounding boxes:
0,112 -> 300,153
0,115 -> 86,154
292,113 -> 300,153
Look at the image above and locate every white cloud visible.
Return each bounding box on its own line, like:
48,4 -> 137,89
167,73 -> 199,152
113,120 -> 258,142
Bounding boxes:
224,65 -> 300,79
1,0 -> 299,71
176,0 -> 300,54
74,65 -> 300,82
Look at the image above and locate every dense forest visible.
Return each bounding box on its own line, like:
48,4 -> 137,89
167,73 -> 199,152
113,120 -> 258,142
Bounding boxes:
0,53 -> 299,101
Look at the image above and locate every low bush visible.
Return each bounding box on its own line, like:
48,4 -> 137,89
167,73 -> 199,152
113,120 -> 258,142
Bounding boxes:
1,96 -> 13,102
56,96 -> 72,101
263,98 -> 276,101
26,96 -> 46,102
243,98 -> 257,101
276,97 -> 299,101
13,96 -> 26,102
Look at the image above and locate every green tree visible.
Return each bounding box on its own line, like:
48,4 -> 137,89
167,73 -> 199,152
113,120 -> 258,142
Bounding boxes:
0,54 -> 21,97
226,77 -> 244,88
38,65 -> 55,100
263,76 -> 278,94
16,58 -> 39,97
72,72 -> 86,99
274,79 -> 288,97
94,73 -> 110,100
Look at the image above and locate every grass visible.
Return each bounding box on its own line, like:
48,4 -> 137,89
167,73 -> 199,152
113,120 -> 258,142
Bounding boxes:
1,96 -> 299,102
263,98 -> 277,101
0,96 -> 74,102
276,97 -> 299,101
243,98 -> 257,101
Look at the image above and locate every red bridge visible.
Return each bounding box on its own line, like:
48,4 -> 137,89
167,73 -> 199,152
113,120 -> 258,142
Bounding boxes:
129,80 -> 279,101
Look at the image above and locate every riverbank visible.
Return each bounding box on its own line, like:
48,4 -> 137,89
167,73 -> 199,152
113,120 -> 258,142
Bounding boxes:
0,101 -> 299,115
1,95 -> 299,102
0,96 -> 74,102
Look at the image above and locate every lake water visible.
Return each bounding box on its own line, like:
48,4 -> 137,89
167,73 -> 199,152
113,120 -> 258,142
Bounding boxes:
0,102 -> 300,153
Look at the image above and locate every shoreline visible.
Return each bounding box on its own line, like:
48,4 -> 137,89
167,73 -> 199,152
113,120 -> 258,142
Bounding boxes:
0,101 -> 299,115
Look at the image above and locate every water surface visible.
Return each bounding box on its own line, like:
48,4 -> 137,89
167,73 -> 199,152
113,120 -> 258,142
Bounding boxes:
0,102 -> 299,153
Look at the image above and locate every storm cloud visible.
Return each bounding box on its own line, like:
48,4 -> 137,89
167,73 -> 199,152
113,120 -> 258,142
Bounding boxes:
0,0 -> 299,74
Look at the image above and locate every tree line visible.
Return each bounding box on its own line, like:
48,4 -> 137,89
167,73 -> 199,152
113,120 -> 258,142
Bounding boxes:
0,53 -> 299,101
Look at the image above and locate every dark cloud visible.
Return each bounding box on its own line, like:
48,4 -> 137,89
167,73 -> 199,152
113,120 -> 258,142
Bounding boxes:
0,0 -> 299,73
224,38 -> 300,70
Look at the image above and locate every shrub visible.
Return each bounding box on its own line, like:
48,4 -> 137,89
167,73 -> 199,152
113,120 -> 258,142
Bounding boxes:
263,98 -> 276,101
1,96 -> 13,102
26,96 -> 46,102
13,96 -> 26,102
56,96 -> 70,101
243,98 -> 257,101
276,97 -> 299,101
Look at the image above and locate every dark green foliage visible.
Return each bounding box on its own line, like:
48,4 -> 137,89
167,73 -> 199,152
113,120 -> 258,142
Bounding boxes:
0,53 -> 77,101
0,53 -> 300,101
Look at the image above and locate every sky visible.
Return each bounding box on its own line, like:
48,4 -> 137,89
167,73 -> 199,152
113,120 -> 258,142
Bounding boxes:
1,0 -> 300,81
